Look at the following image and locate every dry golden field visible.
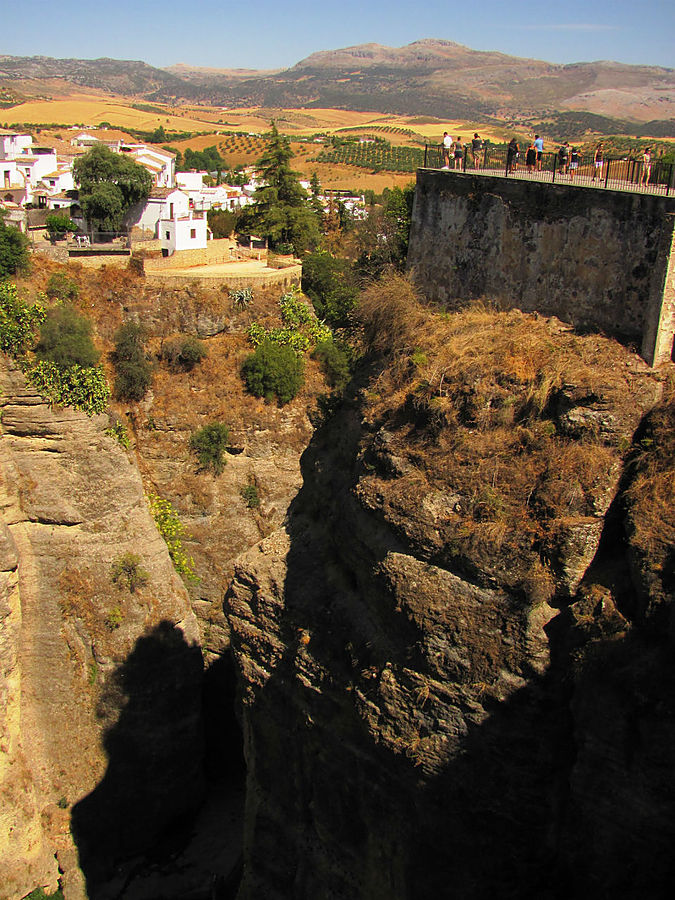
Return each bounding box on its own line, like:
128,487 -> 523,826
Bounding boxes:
4,91 -> 508,192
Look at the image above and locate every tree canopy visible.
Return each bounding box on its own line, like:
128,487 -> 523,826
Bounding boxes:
73,144 -> 152,230
238,123 -> 320,255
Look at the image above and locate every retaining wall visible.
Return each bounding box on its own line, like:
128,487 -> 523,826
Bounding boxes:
407,169 -> 675,365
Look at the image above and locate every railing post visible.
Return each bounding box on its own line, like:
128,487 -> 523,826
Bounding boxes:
605,158 -> 611,189
668,162 -> 674,197
463,146 -> 467,173
424,144 -> 428,168
552,153 -> 557,184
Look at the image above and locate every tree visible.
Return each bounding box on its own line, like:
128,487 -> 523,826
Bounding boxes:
73,144 -> 152,231
111,322 -> 152,401
189,423 -> 230,474
237,123 -> 320,255
0,214 -> 30,278
302,250 -> 358,328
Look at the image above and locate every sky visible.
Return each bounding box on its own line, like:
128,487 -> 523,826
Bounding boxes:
2,0 -> 673,71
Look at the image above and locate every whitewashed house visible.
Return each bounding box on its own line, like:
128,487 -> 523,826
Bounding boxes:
124,187 -> 190,236
114,143 -> 176,188
176,171 -> 207,192
159,210 -> 208,256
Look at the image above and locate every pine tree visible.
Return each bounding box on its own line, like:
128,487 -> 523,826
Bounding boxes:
238,123 -> 320,255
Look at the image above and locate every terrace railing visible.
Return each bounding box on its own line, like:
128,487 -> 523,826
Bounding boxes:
423,144 -> 675,197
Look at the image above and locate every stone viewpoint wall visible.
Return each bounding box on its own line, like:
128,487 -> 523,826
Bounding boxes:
407,170 -> 675,366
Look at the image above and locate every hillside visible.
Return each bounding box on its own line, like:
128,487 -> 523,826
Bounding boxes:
2,40 -> 674,127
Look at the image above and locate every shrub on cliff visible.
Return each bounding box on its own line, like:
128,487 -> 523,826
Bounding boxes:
0,281 -> 45,356
189,422 -> 230,474
46,272 -> 79,302
35,304 -> 100,369
241,339 -> 304,404
311,339 -> 351,390
162,335 -> 208,372
112,321 -> 152,401
0,214 -> 30,278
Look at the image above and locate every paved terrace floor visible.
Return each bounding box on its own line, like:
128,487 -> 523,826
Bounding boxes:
426,163 -> 675,198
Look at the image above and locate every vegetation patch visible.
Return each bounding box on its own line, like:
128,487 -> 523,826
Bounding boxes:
112,321 -> 152,401
162,335 -> 208,372
111,552 -> 149,592
189,422 -> 230,474
147,493 -> 198,582
241,340 -> 304,404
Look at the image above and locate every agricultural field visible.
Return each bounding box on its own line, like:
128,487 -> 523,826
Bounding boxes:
2,93 -> 220,132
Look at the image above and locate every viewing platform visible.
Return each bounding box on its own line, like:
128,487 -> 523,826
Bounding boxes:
423,144 -> 675,199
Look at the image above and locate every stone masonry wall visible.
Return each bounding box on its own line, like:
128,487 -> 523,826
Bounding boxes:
407,170 -> 675,365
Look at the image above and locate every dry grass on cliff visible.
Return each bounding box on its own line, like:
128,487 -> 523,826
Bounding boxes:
357,275 -> 661,586
625,384 -> 675,574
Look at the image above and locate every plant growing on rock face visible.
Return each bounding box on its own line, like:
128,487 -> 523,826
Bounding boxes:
111,552 -> 149,592
162,335 -> 208,372
105,605 -> 124,630
45,271 -> 79,302
241,339 -> 304,404
35,303 -> 100,369
189,422 -> 230,475
147,493 -> 199,582
112,321 -> 152,402
241,482 -> 260,508
0,281 -> 45,356
106,419 -> 130,449
230,287 -> 253,310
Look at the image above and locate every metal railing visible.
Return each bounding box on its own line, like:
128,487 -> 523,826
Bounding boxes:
424,144 -> 675,197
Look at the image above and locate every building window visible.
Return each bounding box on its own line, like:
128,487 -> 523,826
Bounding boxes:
190,228 -> 196,239
166,231 -> 170,240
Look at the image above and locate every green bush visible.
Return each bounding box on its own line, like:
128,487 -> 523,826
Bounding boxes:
35,304 -> 100,369
45,213 -> 77,240
162,335 -> 208,372
0,215 -> 30,278
112,322 -> 152,401
0,281 -> 45,356
111,552 -> 149,592
189,422 -> 230,474
45,272 -> 79,301
23,889 -> 65,900
105,420 -> 130,448
241,340 -> 304,404
312,340 -> 351,390
241,483 -> 260,508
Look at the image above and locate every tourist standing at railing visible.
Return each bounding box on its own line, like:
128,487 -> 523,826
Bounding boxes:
454,137 -> 464,170
534,134 -> 544,171
442,132 -> 452,169
471,133 -> 483,169
507,138 -> 519,174
525,142 -> 536,173
569,147 -> 580,181
641,148 -> 652,186
592,143 -> 605,181
558,142 -> 570,176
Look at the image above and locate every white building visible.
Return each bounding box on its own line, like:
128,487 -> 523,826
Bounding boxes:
124,187 -> 190,236
0,131 -> 33,160
115,143 -> 176,188
159,210 -> 208,255
176,171 -> 207,192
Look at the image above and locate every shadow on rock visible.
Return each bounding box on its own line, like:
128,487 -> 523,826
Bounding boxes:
71,620 -> 205,896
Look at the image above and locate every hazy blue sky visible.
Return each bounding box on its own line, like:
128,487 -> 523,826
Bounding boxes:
2,0 -> 673,70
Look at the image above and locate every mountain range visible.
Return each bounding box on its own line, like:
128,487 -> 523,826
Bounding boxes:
1,39 -> 674,127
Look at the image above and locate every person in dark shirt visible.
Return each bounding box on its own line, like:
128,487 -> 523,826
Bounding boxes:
558,142 -> 570,175
507,138 -> 519,174
471,133 -> 483,169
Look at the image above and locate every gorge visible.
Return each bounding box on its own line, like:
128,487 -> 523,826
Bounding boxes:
1,198 -> 675,899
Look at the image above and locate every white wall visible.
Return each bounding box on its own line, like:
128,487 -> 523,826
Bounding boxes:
159,213 -> 207,255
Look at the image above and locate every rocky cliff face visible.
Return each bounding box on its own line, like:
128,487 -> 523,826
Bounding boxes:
227,305 -> 675,899
0,362 -> 203,900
